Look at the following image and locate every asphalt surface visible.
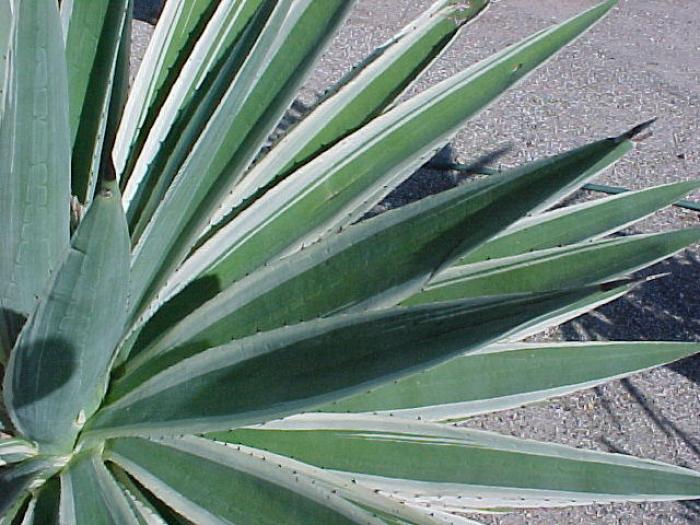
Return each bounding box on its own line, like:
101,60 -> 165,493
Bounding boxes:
131,1 -> 700,523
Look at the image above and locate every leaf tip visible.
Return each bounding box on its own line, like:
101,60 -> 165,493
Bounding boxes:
615,118 -> 657,143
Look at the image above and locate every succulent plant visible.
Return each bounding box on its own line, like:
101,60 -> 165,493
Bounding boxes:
1,0 -> 699,523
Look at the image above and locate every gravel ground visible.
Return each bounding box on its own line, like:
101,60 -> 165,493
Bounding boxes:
132,1 -> 700,523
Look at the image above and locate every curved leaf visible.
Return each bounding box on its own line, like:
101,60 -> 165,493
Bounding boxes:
65,0 -> 131,204
0,437 -> 37,467
126,0 -> 616,327
127,0 -> 353,319
4,180 -> 129,454
122,0 -> 266,228
0,457 -> 64,519
113,0 -> 221,180
208,0 -> 489,228
20,477 -> 60,525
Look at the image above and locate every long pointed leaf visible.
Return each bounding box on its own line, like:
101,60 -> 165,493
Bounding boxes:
59,451 -> 138,524
63,0 -> 110,143
208,0 -> 488,227
0,457 -> 64,519
122,0 -> 266,227
67,0 -> 131,204
113,0 -> 220,179
0,0 -> 71,355
91,286 -> 610,436
126,0 -> 615,326
0,437 -> 37,466
127,0 -> 353,318
110,466 -> 177,525
124,127 -> 636,375
320,342 -> 700,419
407,229 -> 700,304
106,436 -> 385,525
499,281 -> 633,342
211,414 -> 700,508
457,179 -> 700,265
4,180 -> 129,454
584,182 -> 700,213
21,477 -> 60,525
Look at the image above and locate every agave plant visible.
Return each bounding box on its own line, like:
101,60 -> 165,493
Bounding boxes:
1,0 -> 699,523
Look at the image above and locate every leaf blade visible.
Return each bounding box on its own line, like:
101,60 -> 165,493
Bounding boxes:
209,0 -> 489,225
113,0 -> 221,180
92,287 -> 611,436
66,0 -> 131,204
457,179 -> 700,265
127,0 -> 353,319
126,0 -> 615,326
211,414 -> 700,508
320,342 -> 700,419
122,128 -> 637,378
59,451 -> 139,525
106,436 -> 385,525
3,180 -> 130,454
407,229 -> 700,304
0,0 -> 71,346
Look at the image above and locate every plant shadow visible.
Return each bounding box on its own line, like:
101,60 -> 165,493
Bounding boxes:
6,338 -> 76,409
134,0 -> 165,25
560,248 -> 700,384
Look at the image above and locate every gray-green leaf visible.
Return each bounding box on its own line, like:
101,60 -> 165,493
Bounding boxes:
4,180 -> 129,454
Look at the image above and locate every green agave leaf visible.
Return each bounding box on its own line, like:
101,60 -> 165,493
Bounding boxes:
111,465 -> 179,525
19,477 -> 59,525
113,0 -> 220,180
92,286 -> 608,436
208,0 -> 489,227
0,437 -> 37,467
123,126 -> 634,377
407,229 -> 700,304
59,451 -> 138,524
297,1 -> 621,243
0,0 -> 10,122
175,1 -> 621,312
122,0 -> 266,228
100,0 -> 133,186
0,457 -> 64,520
3,180 -> 129,454
497,280 -> 633,343
210,414 -> 700,508
320,342 -> 700,419
126,0 -> 615,328
62,0 -> 109,142
66,0 -> 131,205
457,179 -> 700,265
127,0 -> 353,319
106,436 -> 386,525
0,0 -> 71,359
